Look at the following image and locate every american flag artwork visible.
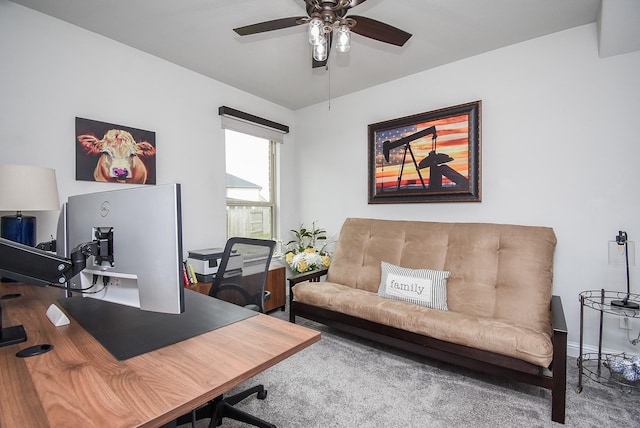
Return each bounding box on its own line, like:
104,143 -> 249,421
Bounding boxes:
374,113 -> 470,193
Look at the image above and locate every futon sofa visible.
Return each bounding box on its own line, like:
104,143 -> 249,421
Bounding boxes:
288,218 -> 567,424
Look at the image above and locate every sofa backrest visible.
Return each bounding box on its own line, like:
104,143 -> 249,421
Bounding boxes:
327,218 -> 557,332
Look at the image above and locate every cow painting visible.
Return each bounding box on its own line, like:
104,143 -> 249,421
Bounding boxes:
76,118 -> 156,185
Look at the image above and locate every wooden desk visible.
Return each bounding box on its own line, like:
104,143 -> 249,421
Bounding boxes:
0,283 -> 320,427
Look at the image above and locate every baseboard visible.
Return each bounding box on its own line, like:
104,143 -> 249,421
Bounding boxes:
567,341 -> 581,358
567,340 -> 626,358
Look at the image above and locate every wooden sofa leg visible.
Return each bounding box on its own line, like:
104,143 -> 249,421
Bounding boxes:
550,295 -> 567,424
551,333 -> 567,424
551,362 -> 566,423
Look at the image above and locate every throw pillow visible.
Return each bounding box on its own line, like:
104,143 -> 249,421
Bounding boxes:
377,261 -> 450,310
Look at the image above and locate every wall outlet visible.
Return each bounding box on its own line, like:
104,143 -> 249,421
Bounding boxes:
620,316 -> 632,330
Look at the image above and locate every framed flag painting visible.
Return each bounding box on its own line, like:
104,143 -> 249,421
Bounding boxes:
368,101 -> 481,204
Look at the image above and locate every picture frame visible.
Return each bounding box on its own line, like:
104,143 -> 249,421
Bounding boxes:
75,117 -> 157,185
368,100 -> 481,204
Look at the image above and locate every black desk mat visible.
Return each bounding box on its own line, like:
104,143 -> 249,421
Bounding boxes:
58,289 -> 256,360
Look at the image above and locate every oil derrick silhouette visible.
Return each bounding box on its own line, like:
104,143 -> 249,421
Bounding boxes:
382,126 -> 468,192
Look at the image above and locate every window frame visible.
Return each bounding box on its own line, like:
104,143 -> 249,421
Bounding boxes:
225,134 -> 277,240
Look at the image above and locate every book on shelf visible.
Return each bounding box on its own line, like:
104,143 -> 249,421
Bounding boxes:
182,260 -> 192,286
188,263 -> 198,284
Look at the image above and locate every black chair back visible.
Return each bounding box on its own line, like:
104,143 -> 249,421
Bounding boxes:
209,237 -> 276,313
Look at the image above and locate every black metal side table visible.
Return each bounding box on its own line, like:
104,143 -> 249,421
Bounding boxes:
577,289 -> 640,393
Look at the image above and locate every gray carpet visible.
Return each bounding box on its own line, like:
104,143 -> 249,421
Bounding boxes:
181,310 -> 640,428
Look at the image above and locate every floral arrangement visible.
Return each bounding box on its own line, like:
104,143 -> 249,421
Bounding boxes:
284,222 -> 331,274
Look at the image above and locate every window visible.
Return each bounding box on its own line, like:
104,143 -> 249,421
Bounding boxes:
219,106 -> 288,241
225,129 -> 276,240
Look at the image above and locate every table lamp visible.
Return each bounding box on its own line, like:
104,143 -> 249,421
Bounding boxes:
0,164 -> 60,247
608,230 -> 640,310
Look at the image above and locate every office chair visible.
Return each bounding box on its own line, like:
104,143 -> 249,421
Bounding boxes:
208,237 -> 276,314
179,237 -> 277,428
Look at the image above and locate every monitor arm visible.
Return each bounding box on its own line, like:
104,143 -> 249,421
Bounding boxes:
0,232 -> 112,288
0,233 -> 113,350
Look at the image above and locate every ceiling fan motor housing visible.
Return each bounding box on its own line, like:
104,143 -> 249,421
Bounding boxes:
308,0 -> 349,25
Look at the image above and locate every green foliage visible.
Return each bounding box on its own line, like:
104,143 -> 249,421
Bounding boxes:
284,221 -> 331,274
286,221 -> 327,253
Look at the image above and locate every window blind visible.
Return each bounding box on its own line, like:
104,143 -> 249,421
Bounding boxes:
219,106 -> 289,143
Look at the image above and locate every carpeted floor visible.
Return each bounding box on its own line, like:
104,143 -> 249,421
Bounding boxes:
180,310 -> 640,427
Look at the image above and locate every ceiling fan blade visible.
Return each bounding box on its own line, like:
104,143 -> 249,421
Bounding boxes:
348,15 -> 412,47
233,16 -> 306,36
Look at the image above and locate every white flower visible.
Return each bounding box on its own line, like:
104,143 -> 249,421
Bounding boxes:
285,222 -> 332,274
292,252 -> 306,269
305,252 -> 323,267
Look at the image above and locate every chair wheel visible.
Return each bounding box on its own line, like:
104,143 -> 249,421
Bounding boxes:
257,389 -> 268,400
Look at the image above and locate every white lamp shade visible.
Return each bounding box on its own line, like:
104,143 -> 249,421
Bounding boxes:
0,164 -> 60,211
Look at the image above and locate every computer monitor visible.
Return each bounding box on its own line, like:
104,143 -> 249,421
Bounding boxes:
64,183 -> 185,314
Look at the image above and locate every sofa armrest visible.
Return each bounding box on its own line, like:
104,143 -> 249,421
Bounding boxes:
288,268 -> 329,306
551,295 -> 567,334
288,268 -> 328,286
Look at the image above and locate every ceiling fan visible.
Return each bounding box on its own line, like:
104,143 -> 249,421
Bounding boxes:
233,0 -> 412,68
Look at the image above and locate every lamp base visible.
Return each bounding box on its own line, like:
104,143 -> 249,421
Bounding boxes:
1,214 -> 36,245
1,214 -> 36,282
611,299 -> 640,310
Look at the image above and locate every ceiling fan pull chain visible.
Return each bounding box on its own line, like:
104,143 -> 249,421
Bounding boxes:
328,61 -> 331,111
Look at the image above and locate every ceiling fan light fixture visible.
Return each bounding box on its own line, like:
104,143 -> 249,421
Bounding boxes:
335,24 -> 351,53
308,17 -> 324,46
312,35 -> 328,61
234,1 -> 412,68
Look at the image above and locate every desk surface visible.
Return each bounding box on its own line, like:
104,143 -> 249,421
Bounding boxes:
0,283 -> 320,428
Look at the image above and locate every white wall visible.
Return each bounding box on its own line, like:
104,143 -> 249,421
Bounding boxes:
294,24 -> 640,355
0,2 -> 298,253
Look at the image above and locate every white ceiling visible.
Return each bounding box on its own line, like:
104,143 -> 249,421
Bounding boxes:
9,0 -> 637,110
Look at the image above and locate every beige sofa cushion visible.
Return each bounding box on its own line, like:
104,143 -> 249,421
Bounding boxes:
325,218 -> 556,337
293,281 -> 553,367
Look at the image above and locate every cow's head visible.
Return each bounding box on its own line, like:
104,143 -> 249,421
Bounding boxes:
78,129 -> 156,183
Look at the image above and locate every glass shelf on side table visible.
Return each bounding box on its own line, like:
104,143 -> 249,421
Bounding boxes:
579,290 -> 640,317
